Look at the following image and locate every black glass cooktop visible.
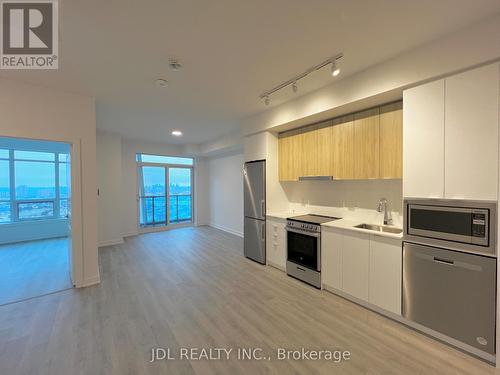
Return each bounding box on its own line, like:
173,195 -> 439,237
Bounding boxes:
287,214 -> 341,224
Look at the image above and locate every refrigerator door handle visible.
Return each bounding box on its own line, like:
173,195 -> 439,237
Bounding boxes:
261,200 -> 265,218
261,222 -> 265,241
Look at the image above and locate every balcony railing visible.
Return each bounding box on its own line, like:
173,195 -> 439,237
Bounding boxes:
170,195 -> 192,223
139,194 -> 192,226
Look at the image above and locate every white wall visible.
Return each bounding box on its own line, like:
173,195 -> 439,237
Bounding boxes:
206,151 -> 244,236
194,158 -> 210,226
0,78 -> 98,288
97,131 -> 123,246
242,13 -> 500,136
0,219 -> 69,245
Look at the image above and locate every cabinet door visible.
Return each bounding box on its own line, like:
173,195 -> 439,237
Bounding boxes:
444,63 -> 499,200
299,125 -> 319,177
403,80 -> 445,198
354,108 -> 380,179
369,236 -> 402,315
316,121 -> 334,176
380,102 -> 402,179
331,115 -> 355,179
342,231 -> 370,301
266,220 -> 286,270
278,129 -> 301,181
321,228 -> 343,290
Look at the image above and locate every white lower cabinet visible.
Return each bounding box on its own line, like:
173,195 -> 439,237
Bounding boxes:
266,218 -> 286,270
341,231 -> 370,301
322,228 -> 402,316
321,228 -> 343,290
369,236 -> 402,315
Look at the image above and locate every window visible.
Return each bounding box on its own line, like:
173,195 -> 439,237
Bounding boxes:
137,154 -> 193,227
0,152 -> 9,223
0,148 -> 70,223
136,153 -> 193,166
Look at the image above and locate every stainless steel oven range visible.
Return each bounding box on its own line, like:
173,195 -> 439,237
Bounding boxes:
286,214 -> 340,288
402,198 -> 497,362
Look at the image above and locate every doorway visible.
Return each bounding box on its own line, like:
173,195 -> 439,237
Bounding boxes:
0,137 -> 73,305
136,153 -> 193,229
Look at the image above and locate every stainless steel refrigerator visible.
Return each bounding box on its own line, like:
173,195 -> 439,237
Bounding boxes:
243,160 -> 266,264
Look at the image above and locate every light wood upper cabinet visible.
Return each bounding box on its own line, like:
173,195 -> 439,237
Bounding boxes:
299,124 -> 320,177
331,115 -> 354,179
278,129 -> 301,181
278,102 -> 402,182
316,121 -> 334,176
379,102 -> 402,179
354,108 -> 380,179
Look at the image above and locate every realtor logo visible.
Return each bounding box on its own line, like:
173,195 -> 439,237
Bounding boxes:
1,0 -> 58,69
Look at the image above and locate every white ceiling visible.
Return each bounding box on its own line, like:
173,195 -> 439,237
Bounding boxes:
2,0 -> 500,145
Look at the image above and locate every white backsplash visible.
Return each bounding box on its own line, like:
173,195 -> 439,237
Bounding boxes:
281,179 -> 403,227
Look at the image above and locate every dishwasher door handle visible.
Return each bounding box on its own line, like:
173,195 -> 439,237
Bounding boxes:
433,257 -> 455,265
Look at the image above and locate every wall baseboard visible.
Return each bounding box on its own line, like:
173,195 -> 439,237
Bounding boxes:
98,238 -> 124,248
78,274 -> 101,288
209,223 -> 243,237
122,230 -> 139,238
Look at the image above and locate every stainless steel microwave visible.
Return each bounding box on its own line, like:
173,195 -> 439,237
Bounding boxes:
404,198 -> 497,257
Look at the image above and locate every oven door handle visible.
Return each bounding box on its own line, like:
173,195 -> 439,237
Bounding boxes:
286,227 -> 320,237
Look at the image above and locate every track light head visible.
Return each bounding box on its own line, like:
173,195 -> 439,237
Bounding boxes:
264,96 -> 270,106
331,60 -> 340,77
292,81 -> 298,93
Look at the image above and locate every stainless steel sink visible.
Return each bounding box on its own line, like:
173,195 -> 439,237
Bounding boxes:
354,223 -> 402,234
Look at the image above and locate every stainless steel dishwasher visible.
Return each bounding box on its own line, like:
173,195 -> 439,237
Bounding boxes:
402,198 -> 497,361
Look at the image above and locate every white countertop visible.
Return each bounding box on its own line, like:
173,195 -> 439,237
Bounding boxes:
267,211 -> 403,240
322,218 -> 403,240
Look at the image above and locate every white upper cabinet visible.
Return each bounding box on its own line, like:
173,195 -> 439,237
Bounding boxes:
403,62 -> 499,200
444,63 -> 499,200
403,79 -> 445,198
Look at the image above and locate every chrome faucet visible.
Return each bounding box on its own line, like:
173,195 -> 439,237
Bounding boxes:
377,198 -> 393,225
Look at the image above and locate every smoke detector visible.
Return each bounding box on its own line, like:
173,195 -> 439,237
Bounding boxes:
168,58 -> 182,71
155,78 -> 168,88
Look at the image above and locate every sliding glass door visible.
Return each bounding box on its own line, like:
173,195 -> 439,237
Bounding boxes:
169,167 -> 192,223
138,163 -> 193,228
139,166 -> 167,226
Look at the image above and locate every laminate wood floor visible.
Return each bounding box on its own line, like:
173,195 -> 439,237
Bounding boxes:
0,237 -> 72,306
0,227 -> 498,375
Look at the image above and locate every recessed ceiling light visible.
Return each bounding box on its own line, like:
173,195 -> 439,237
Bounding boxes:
156,78 -> 168,87
172,130 -> 183,136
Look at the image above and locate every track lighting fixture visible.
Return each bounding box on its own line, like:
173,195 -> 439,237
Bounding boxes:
331,61 -> 340,76
259,53 -> 343,105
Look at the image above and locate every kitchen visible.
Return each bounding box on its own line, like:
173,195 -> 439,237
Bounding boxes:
2,2 -> 500,374
243,62 -> 499,364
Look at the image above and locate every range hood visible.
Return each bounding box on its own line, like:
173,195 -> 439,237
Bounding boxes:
298,176 -> 334,181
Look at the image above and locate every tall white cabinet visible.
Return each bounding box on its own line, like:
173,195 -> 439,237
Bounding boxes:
403,79 -> 445,198
444,64 -> 499,199
403,62 -> 499,200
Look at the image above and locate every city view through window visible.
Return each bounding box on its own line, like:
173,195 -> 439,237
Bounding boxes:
0,147 -> 70,223
137,154 -> 193,226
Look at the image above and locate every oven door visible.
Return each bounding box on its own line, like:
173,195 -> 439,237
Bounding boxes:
286,227 -> 320,271
407,204 -> 489,247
